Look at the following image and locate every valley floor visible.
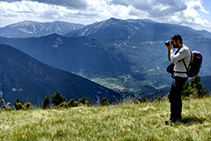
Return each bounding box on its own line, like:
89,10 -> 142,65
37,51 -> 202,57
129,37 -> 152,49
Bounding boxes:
0,97 -> 211,141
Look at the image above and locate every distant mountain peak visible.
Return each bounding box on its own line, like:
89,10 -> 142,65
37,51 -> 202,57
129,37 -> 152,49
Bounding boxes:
9,20 -> 37,27
108,17 -> 121,21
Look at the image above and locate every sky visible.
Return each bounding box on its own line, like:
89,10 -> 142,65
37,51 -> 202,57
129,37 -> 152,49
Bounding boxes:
0,0 -> 210,32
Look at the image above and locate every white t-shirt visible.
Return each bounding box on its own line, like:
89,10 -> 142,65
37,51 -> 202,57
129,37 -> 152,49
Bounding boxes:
167,45 -> 191,78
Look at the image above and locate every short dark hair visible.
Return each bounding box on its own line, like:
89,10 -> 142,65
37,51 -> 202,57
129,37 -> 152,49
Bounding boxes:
171,34 -> 183,44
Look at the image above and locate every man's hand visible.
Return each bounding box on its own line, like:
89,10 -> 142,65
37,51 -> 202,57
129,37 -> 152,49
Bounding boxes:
166,44 -> 172,50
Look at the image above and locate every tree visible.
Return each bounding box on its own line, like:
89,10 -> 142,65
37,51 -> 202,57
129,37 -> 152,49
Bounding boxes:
41,96 -> 51,109
0,99 -> 4,105
157,96 -> 161,103
23,102 -> 33,110
14,99 -> 33,110
67,99 -> 79,107
182,75 -> 210,98
78,96 -> 92,107
51,90 -> 66,106
100,96 -> 109,106
182,81 -> 194,98
190,75 -> 210,98
134,100 -> 140,105
139,97 -> 147,103
56,101 -> 68,109
14,99 -> 24,110
0,99 -> 13,111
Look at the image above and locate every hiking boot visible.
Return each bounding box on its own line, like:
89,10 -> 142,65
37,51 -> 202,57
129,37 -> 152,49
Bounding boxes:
165,119 -> 177,125
178,117 -> 183,121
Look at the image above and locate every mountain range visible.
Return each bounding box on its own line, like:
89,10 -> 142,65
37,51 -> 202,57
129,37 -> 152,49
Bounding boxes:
66,18 -> 211,43
0,21 -> 85,38
0,44 -> 122,105
0,18 -> 210,103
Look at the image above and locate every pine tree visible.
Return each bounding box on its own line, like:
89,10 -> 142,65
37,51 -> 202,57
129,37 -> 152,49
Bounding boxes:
100,96 -> 109,106
190,75 -> 209,98
139,97 -> 147,103
41,96 -> 51,109
78,96 -> 92,107
182,81 -> 194,98
0,99 -> 4,105
67,99 -> 79,107
182,75 -> 210,98
51,90 -> 66,106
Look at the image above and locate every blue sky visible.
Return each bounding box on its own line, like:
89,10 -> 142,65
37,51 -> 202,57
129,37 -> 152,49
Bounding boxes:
0,0 -> 210,32
199,0 -> 210,22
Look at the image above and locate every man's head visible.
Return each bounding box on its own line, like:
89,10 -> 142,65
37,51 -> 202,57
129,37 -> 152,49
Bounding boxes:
171,34 -> 183,48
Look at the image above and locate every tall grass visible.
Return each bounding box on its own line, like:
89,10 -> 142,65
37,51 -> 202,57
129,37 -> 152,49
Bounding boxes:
0,97 -> 211,141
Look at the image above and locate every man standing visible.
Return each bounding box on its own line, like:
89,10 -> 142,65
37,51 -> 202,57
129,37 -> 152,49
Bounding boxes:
165,34 -> 191,124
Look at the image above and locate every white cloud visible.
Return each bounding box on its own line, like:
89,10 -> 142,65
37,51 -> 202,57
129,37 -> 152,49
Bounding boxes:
109,0 -> 187,17
188,0 -> 209,14
0,0 -> 88,9
180,0 -> 210,30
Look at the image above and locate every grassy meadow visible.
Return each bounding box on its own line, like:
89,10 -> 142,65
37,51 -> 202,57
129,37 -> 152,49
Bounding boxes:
0,97 -> 211,141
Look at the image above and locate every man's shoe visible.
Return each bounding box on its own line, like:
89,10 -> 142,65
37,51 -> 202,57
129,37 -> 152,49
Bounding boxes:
178,117 -> 183,121
165,119 -> 176,125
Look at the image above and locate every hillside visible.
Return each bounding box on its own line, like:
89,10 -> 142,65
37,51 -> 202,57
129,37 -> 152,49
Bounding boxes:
0,44 -> 122,105
0,34 -> 131,76
202,76 -> 211,91
0,97 -> 211,140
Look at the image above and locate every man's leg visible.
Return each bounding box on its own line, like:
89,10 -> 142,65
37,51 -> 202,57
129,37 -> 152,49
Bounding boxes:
168,77 -> 187,121
169,78 -> 178,121
177,77 -> 188,119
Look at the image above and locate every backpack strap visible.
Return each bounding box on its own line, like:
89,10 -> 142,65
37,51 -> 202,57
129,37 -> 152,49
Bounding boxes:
182,59 -> 188,72
180,47 -> 192,73
175,47 -> 192,74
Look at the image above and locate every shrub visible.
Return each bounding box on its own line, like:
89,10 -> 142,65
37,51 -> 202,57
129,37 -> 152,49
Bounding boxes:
56,101 -> 68,109
0,99 -> 4,104
78,96 -> 92,107
14,99 -> 33,110
51,90 -> 66,106
157,96 -> 161,103
134,100 -> 140,105
23,102 -> 33,110
182,75 -> 210,99
67,99 -> 79,107
41,96 -> 51,109
100,96 -> 109,106
162,96 -> 168,101
14,99 -> 24,110
139,97 -> 147,103
133,97 -> 147,105
0,99 -> 13,111
15,102 -> 23,110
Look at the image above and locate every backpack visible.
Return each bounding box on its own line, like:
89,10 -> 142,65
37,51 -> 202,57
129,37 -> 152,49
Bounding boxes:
182,50 -> 202,77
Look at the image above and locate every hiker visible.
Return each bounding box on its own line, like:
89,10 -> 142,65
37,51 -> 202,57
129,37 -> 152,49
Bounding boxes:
165,34 -> 191,124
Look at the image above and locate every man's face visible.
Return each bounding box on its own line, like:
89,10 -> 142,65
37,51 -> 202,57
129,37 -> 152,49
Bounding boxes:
171,39 -> 178,48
